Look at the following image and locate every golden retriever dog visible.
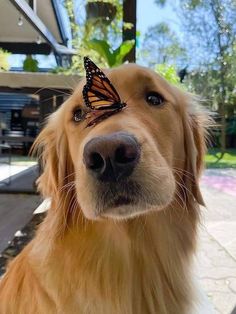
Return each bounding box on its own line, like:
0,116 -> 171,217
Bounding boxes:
0,63 -> 208,314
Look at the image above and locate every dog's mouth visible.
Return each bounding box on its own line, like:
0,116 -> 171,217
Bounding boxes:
112,196 -> 134,207
94,180 -> 152,218
97,179 -> 139,205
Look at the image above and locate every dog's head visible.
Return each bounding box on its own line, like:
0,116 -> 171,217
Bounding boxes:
34,64 -> 207,221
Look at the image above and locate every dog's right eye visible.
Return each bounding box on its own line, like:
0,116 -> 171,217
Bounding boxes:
73,108 -> 84,122
146,92 -> 164,106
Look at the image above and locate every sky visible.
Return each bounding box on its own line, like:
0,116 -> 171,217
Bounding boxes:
137,0 -> 180,41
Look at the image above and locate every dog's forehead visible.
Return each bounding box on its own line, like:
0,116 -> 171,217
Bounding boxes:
104,63 -> 157,83
106,64 -> 178,101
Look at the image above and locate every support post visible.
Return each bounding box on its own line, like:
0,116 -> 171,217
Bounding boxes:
122,0 -> 137,63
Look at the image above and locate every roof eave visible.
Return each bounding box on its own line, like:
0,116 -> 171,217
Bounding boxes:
10,0 -> 75,55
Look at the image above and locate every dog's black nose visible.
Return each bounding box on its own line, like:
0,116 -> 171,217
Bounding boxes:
83,132 -> 140,182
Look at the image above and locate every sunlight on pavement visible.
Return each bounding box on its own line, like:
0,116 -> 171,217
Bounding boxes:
201,169 -> 236,197
198,169 -> 236,314
0,164 -> 32,182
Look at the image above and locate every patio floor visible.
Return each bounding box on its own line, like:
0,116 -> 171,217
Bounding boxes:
0,193 -> 41,253
0,165 -> 38,194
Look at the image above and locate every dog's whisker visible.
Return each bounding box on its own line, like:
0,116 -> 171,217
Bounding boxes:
34,87 -> 73,97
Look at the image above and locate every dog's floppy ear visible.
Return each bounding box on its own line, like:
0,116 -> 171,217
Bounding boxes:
32,112 -> 74,202
182,104 -> 207,206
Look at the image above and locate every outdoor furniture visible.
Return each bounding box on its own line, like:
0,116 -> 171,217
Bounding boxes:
0,143 -> 12,185
0,135 -> 35,155
0,135 -> 35,144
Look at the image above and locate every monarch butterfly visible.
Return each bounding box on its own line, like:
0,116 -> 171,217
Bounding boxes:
83,57 -> 127,112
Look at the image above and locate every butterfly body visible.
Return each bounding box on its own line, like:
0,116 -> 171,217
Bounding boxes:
88,100 -> 125,111
83,57 -> 127,126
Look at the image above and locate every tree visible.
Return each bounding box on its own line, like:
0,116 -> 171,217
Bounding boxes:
155,64 -> 181,85
178,0 -> 236,152
140,22 -> 186,68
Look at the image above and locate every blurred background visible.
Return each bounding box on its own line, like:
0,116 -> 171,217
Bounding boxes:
0,1 -> 235,313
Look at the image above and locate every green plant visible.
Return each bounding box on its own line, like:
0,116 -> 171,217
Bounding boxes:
0,49 -> 11,71
155,64 -> 180,85
64,0 -> 126,74
205,148 -> 236,168
23,55 -> 39,72
87,39 -> 134,67
50,66 -> 74,75
86,1 -> 117,27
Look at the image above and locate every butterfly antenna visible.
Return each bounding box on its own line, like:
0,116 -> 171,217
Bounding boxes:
124,90 -> 140,105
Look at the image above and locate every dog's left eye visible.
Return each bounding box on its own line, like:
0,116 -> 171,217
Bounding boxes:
73,108 -> 84,122
146,92 -> 164,106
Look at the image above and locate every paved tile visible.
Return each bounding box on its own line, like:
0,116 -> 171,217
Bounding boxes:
202,169 -> 236,197
197,226 -> 236,314
202,175 -> 236,197
197,170 -> 236,314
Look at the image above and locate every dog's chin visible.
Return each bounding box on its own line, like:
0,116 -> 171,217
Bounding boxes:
100,197 -> 174,220
100,203 -> 155,220
81,196 -> 173,221
77,174 -> 176,221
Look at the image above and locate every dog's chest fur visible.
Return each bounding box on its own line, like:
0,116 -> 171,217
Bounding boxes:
32,209 -> 197,314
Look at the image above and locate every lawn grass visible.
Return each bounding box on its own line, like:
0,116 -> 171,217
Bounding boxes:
205,148 -> 236,168
11,155 -> 37,166
0,155 -> 37,167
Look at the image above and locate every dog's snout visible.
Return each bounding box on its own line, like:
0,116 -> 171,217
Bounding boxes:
83,132 -> 140,182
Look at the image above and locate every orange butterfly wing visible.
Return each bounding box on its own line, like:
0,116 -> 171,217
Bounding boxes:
83,57 -> 126,111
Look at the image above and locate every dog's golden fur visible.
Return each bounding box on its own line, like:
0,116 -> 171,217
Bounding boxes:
0,64 -> 207,314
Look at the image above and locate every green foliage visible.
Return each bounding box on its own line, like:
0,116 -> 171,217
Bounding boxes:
50,66 -> 75,75
205,149 -> 236,168
63,0 -> 127,74
181,2 -> 236,114
154,0 -> 167,6
23,55 -> 38,72
227,117 -> 236,135
182,0 -> 236,150
154,0 -> 236,150
0,49 -> 11,71
87,39 -> 134,67
155,64 -> 180,85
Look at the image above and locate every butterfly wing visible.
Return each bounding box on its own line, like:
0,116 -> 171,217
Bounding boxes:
83,57 -> 125,110
85,108 -> 121,128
